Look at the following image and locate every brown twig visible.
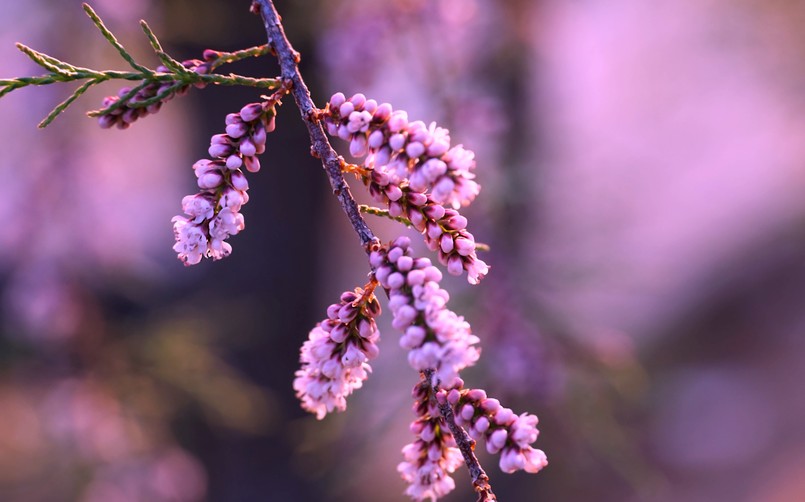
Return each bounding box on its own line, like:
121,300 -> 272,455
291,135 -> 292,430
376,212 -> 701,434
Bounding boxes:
425,369 -> 497,501
254,1 -> 496,499
254,0 -> 376,250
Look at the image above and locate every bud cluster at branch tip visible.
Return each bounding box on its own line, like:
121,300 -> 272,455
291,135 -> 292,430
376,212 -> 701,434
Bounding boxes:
172,97 -> 279,265
294,282 -> 381,419
324,91 -> 489,284
323,92 -> 480,210
398,379 -> 464,501
370,236 -> 480,388
97,57 -> 213,130
439,381 -> 548,475
358,165 -> 489,284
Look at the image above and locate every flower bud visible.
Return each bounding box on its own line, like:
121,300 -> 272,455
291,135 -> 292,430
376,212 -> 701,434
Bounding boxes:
373,102 -> 392,122
197,171 -> 223,189
329,92 -> 346,110
226,154 -> 243,169
239,138 -> 257,157
229,170 -> 249,191
244,155 -> 261,173
239,102 -> 264,123
202,49 -> 221,61
209,143 -> 233,158
350,93 -> 366,109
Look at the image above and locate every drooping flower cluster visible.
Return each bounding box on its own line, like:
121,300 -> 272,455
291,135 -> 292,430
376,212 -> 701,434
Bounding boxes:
360,167 -> 489,284
323,92 -> 480,210
172,100 -> 277,265
98,58 -> 212,130
293,284 -> 381,419
323,91 -> 488,283
370,236 -> 480,388
397,379 -> 464,501
441,381 -> 548,475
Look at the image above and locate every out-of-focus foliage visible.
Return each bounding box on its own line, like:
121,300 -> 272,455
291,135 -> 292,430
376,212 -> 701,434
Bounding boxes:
1,0 -> 804,500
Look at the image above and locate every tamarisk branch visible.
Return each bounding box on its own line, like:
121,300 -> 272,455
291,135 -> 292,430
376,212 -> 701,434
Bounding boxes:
253,1 -> 498,499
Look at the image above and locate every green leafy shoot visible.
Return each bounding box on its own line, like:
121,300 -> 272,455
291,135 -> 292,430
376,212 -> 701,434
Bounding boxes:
0,3 -> 279,127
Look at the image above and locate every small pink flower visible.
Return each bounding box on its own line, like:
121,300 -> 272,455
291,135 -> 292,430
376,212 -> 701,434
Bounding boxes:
171,217 -> 207,266
181,194 -> 215,223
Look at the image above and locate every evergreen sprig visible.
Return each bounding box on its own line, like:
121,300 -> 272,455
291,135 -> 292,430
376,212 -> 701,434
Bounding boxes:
0,3 -> 279,128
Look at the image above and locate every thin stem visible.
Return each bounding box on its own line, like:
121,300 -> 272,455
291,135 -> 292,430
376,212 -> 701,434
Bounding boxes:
82,3 -> 154,76
359,204 -> 414,226
139,20 -> 193,76
39,79 -> 96,128
255,0 -> 376,251
15,44 -> 77,78
425,369 -> 497,502
209,45 -> 272,71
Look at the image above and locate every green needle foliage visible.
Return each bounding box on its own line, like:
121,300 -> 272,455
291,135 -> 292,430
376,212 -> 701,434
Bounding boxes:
0,3 -> 279,128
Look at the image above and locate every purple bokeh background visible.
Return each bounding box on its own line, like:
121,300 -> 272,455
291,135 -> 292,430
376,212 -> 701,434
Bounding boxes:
1,0 -> 804,500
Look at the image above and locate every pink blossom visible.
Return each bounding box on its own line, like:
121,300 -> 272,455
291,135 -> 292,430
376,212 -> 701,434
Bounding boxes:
181,195 -> 215,223
398,380 -> 463,501
294,286 -> 381,419
171,217 -> 207,266
171,99 -> 278,264
448,385 -> 548,475
361,166 -> 489,284
372,238 -> 480,388
323,92 -> 480,208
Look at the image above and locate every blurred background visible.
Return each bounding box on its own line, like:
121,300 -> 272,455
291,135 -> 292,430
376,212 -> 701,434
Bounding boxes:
1,0 -> 804,500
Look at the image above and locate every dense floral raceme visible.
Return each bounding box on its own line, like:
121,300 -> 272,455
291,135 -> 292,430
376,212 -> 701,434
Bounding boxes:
398,379 -> 464,501
97,57 -> 213,130
370,237 -> 480,388
294,283 -> 381,419
172,100 -> 278,265
439,380 -> 548,475
354,163 -> 489,284
323,92 -> 480,210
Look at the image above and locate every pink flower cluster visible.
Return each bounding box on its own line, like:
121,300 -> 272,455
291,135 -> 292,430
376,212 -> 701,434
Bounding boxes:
293,285 -> 381,419
370,237 -> 480,388
172,101 -> 276,265
398,380 -> 464,501
322,92 -> 488,283
98,58 -> 212,129
440,381 -> 548,475
362,168 -> 489,284
323,92 -> 480,210
366,237 -> 546,499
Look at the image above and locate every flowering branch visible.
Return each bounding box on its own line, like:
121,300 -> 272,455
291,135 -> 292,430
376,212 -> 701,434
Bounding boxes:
254,1 -> 510,498
0,3 -> 278,128
4,2 -> 547,499
426,369 -> 496,501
